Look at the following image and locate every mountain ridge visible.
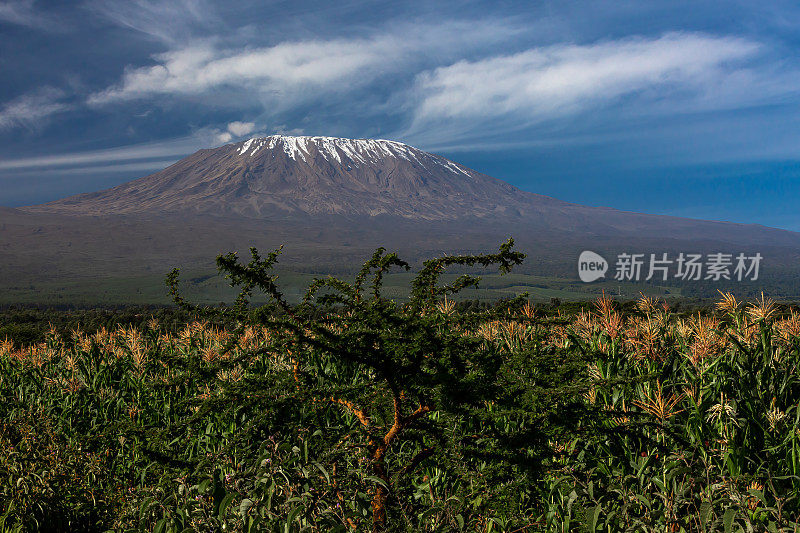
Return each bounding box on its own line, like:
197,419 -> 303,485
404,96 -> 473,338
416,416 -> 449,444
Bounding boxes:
26,135 -> 568,220
21,135 -> 800,249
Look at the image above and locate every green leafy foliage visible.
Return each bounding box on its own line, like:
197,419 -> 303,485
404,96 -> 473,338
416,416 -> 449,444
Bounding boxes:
1,246 -> 800,531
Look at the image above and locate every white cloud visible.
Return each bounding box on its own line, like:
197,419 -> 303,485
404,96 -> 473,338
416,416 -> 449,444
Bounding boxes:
86,0 -> 217,44
5,159 -> 182,176
0,88 -> 69,131
88,39 -> 399,104
0,132 -> 215,170
213,121 -> 256,144
0,0 -> 61,29
215,131 -> 233,143
226,121 -> 255,136
402,33 -> 765,144
87,20 -> 522,106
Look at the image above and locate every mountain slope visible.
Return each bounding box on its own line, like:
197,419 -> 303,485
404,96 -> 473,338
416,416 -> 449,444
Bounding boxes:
27,135 -> 562,220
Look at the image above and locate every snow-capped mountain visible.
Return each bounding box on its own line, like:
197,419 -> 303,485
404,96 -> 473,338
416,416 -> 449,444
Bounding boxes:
29,135 -> 563,220
22,135 -> 800,248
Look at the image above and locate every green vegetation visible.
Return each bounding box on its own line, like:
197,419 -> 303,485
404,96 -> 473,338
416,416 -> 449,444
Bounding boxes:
1,241 -> 799,531
0,267 -> 686,307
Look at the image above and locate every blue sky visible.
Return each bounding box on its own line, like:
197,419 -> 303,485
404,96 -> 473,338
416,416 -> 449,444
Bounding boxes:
2,0 -> 800,229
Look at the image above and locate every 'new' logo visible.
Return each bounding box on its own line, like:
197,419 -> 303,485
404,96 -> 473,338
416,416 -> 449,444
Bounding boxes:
578,251 -> 608,282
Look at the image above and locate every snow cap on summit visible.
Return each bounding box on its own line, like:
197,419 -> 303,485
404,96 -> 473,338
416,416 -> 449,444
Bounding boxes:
233,135 -> 470,176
